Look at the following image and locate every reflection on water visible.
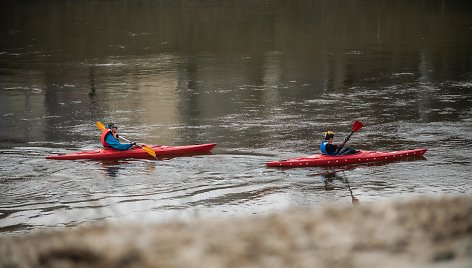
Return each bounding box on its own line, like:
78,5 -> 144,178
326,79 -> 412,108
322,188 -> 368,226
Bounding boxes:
97,159 -> 159,178
0,0 -> 471,235
320,170 -> 359,206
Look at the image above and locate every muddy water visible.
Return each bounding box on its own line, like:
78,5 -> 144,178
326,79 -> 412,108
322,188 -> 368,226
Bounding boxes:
1,0 -> 471,235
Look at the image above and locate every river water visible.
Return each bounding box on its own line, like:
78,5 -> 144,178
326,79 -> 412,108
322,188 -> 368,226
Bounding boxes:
1,0 -> 471,235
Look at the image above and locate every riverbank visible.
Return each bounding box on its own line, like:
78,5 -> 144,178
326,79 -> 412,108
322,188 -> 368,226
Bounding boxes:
1,195 -> 471,268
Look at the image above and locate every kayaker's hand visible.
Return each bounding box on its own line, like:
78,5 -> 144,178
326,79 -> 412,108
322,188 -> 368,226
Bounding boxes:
131,142 -> 137,146
116,134 -> 119,138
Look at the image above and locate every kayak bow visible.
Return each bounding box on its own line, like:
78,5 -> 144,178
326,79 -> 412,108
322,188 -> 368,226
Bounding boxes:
266,148 -> 427,168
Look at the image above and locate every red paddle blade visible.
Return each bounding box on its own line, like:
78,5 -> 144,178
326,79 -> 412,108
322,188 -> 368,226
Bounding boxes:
352,121 -> 363,132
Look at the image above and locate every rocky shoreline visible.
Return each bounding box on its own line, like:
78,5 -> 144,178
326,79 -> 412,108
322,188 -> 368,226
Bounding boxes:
1,196 -> 471,268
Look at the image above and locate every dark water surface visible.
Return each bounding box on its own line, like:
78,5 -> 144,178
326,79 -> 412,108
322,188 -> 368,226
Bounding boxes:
1,0 -> 471,235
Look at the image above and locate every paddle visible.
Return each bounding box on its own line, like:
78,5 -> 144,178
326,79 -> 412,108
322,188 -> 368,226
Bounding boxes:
95,121 -> 157,159
337,120 -> 363,152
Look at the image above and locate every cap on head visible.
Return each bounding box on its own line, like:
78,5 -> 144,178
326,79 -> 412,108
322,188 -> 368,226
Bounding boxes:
324,131 -> 335,140
107,123 -> 117,129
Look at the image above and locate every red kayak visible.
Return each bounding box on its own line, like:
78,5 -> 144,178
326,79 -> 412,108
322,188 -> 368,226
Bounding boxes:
266,148 -> 427,168
47,143 -> 216,160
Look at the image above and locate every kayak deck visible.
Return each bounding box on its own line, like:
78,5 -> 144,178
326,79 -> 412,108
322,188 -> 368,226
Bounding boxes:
266,148 -> 427,168
47,143 -> 216,160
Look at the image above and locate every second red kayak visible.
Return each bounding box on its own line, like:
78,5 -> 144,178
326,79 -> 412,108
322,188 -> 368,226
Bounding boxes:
266,148 -> 427,168
47,143 -> 216,160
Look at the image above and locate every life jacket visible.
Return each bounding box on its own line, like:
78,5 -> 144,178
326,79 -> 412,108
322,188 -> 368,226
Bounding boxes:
320,140 -> 335,155
100,129 -> 115,148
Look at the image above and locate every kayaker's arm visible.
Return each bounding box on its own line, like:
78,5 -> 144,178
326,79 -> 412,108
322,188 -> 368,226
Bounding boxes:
337,139 -> 348,150
325,143 -> 338,155
335,134 -> 352,154
105,134 -> 133,151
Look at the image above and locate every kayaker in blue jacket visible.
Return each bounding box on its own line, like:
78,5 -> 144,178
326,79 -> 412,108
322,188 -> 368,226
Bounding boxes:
100,123 -> 136,150
320,131 -> 357,155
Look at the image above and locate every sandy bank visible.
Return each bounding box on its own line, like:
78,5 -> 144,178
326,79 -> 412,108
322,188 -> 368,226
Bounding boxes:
1,196 -> 471,268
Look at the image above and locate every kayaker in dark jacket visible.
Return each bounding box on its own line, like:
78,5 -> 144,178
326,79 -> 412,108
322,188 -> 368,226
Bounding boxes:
320,131 -> 357,155
101,123 -> 136,150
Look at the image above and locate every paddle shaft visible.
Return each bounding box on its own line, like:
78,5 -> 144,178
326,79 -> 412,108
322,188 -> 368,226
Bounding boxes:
117,135 -> 132,144
120,137 -> 157,159
337,121 -> 363,152
344,131 -> 355,144
113,133 -> 157,158
336,131 -> 353,151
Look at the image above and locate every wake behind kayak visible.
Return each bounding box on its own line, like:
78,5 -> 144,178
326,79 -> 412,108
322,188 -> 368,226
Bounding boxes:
46,143 -> 216,160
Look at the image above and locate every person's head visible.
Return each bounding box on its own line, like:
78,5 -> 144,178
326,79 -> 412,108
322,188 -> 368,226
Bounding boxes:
324,131 -> 335,141
107,123 -> 118,133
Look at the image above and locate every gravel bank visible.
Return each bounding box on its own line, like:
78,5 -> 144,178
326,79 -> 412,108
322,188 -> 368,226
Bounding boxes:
1,196 -> 471,268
